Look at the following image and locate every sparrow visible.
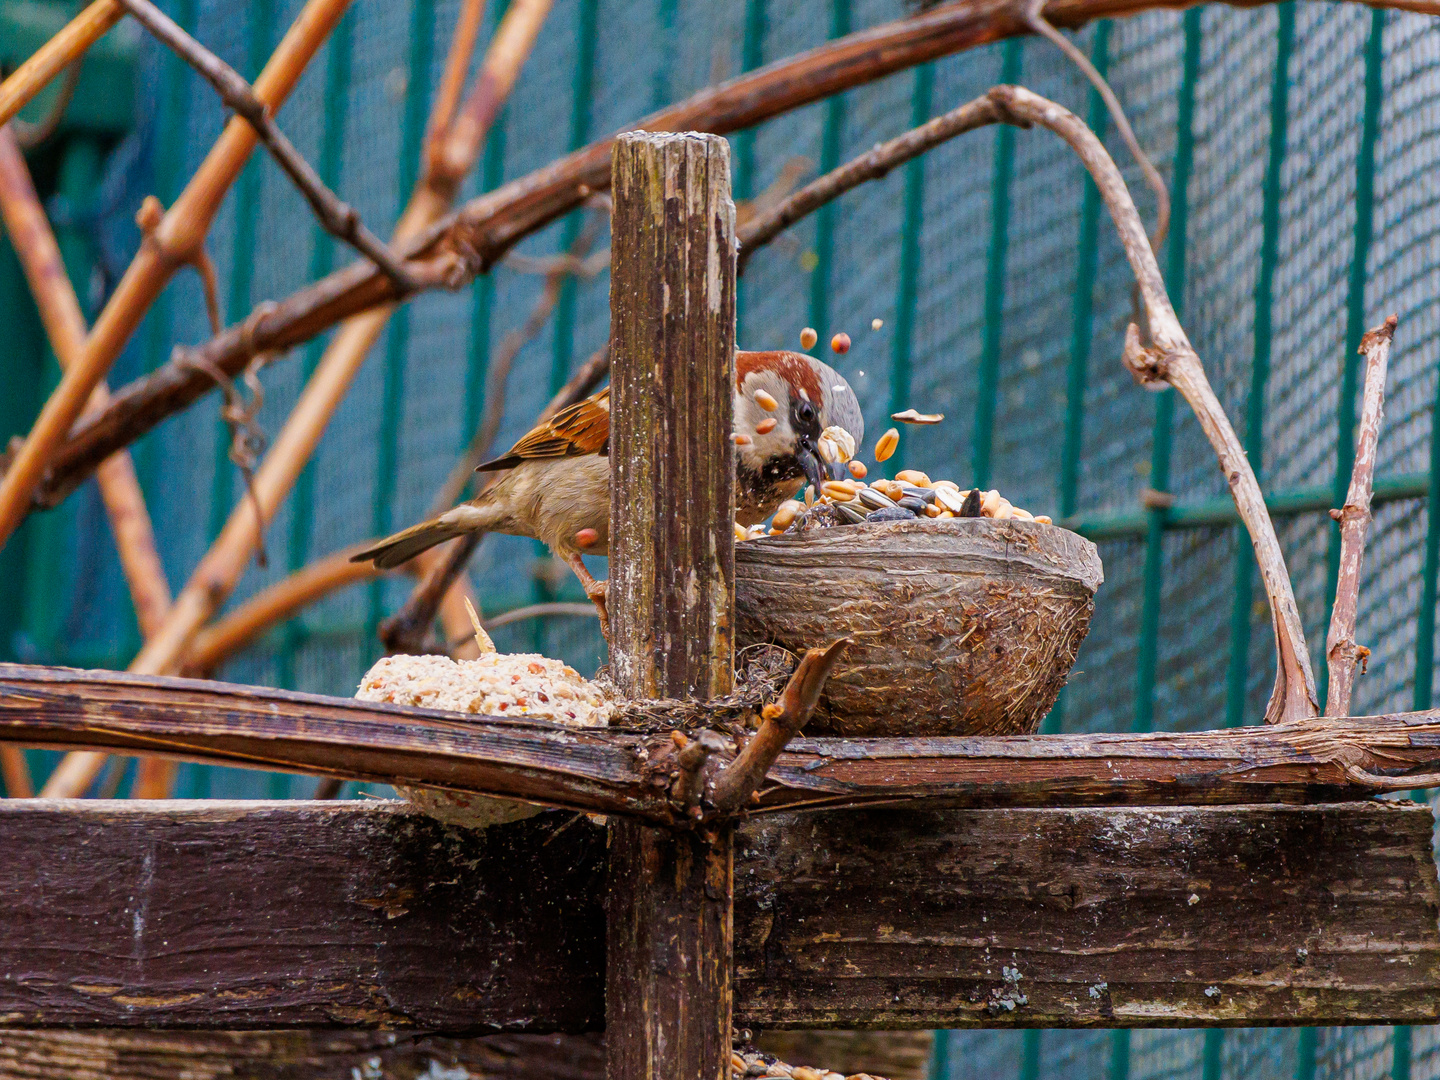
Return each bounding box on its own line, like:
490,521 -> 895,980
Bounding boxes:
352,350 -> 863,641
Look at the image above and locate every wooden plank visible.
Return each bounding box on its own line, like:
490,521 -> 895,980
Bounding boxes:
8,664 -> 1440,817
604,130 -> 738,1080
0,1031 -> 606,1080
2,800 -> 1438,1030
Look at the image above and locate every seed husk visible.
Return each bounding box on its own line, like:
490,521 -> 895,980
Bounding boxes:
871,478 -> 903,500
734,521 -> 750,541
754,389 -> 779,411
874,428 -> 899,462
867,505 -> 915,522
800,327 -> 818,350
857,487 -> 897,511
891,408 -> 944,425
804,485 -> 816,507
898,483 -> 936,503
933,486 -> 967,514
755,417 -> 777,435
895,469 -> 932,487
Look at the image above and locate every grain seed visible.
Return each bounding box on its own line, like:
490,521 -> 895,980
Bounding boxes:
981,489 -> 1002,516
847,460 -> 868,480
891,408 -> 944,425
732,433 -> 752,446
925,502 -> 944,517
804,485 -> 816,507
895,469 -> 932,487
772,500 -> 802,530
822,480 -> 859,501
800,327 -> 818,349
1035,514 -> 1053,524
754,389 -> 779,411
871,317 -> 883,330
932,479 -> 960,492
874,428 -> 899,462
575,527 -> 599,548
871,478 -> 903,500
755,417 -> 778,435
831,332 -> 850,354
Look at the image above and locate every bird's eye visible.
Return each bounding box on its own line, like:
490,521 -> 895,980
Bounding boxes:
798,401 -> 816,423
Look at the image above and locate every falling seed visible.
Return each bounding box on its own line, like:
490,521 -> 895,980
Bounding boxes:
847,460 -> 868,480
804,485 -> 816,507
755,417 -> 778,435
872,318 -> 884,330
732,433 -> 752,446
755,389 -> 779,411
891,408 -> 945,425
800,327 -> 818,350
874,428 -> 899,462
575,528 -> 600,548
831,332 -> 850,354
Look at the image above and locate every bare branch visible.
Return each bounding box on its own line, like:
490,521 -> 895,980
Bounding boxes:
1021,0 -> 1169,251
0,0 -> 125,129
986,83 -> 1317,722
10,60 -> 82,149
115,0 -> 415,291
709,640 -> 850,816
1325,315 -> 1397,717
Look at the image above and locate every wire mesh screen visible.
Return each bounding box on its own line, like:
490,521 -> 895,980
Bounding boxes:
4,0 -> 1440,1070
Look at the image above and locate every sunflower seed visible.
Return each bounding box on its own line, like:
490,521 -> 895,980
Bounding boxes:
857,487 -> 897,510
867,505 -> 915,522
897,496 -> 927,514
835,502 -> 866,524
898,483 -> 937,503
961,489 -> 983,517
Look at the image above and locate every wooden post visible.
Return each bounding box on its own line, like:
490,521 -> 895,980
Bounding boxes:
605,131 -> 737,1080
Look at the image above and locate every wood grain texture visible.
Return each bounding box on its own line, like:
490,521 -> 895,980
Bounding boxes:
605,130 -> 737,1080
736,518 -> 1102,736
0,1031 -> 605,1080
607,130 -> 735,701
2,801 -> 1437,1030
13,665 -> 1440,817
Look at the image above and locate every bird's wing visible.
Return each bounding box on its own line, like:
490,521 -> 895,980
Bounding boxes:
475,388 -> 611,472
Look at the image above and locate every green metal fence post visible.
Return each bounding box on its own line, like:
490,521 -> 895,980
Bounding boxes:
1225,1 -> 1293,733
209,0 -> 276,544
805,0 -> 852,355
1045,19 -> 1110,735
886,61 -> 932,480
278,6 -> 355,695
972,39 -> 1022,491
366,0 -> 438,655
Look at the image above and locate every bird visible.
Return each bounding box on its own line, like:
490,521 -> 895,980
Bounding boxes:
351,350 -> 863,641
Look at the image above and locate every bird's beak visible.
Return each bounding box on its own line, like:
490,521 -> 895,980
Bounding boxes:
796,438 -> 825,493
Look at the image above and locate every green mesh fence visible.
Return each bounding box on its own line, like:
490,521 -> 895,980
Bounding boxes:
2,0 -> 1439,1071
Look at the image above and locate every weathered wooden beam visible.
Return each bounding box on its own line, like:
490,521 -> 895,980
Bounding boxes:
2,800 -> 1438,1030
7,664 -> 1440,815
0,1031 -> 606,1080
605,130 -> 738,1080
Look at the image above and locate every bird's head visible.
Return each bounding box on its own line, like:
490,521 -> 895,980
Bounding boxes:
733,350 -> 864,500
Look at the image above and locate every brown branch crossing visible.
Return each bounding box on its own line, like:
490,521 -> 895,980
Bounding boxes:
1325,315 -> 1398,717
6,665 -> 1440,823
114,0 -> 414,291
15,0 -> 1356,515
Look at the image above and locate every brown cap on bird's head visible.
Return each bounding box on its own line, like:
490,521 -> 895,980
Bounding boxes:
734,350 -> 864,493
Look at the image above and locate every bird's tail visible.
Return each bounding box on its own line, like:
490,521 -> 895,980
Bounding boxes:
350,504 -> 497,570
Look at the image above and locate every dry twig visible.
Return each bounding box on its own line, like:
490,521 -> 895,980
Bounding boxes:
0,0 -> 354,562
1324,315 -> 1397,717
1020,0 -> 1169,250
709,640 -> 850,816
0,0 -> 125,129
115,0 -> 414,290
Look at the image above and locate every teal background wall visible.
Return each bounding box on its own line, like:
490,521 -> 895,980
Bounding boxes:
3,1 -> 1440,1074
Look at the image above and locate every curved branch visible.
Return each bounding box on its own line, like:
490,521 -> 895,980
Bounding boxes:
0,1 -> 124,130
987,83 -> 1317,722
